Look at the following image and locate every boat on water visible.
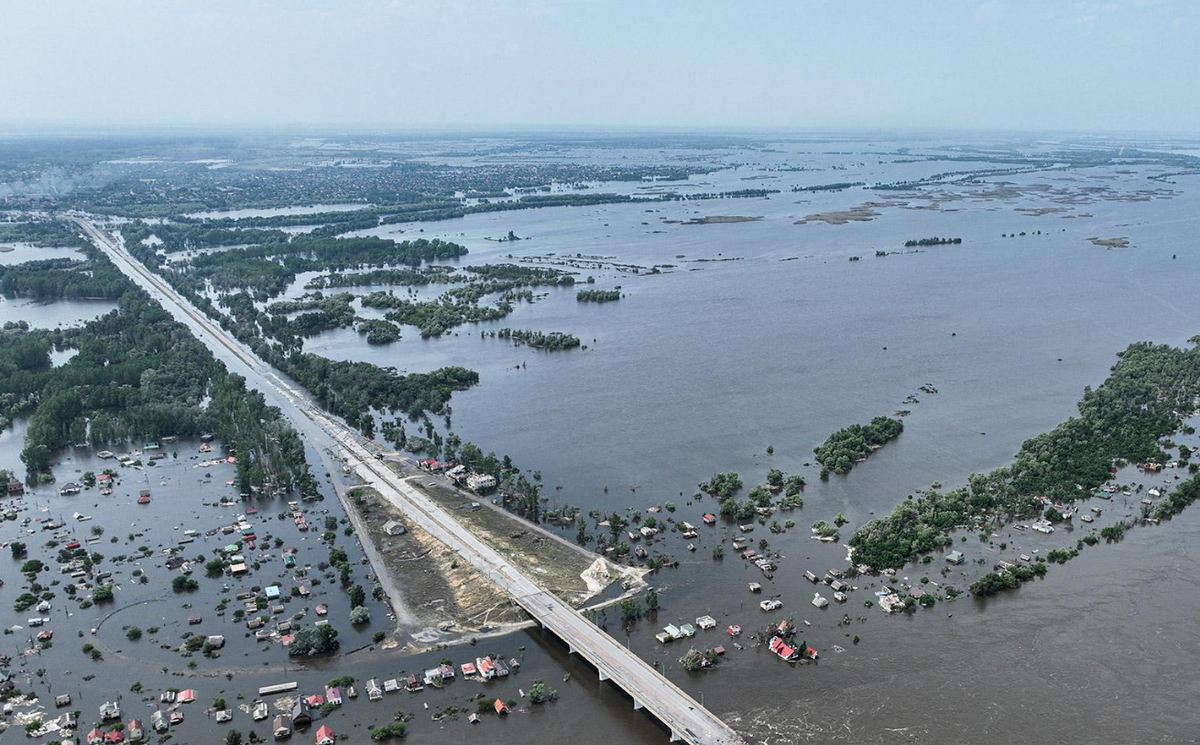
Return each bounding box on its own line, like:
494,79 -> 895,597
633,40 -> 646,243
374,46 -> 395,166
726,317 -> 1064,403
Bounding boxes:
137,495 -> 151,504
1081,514 -> 1094,523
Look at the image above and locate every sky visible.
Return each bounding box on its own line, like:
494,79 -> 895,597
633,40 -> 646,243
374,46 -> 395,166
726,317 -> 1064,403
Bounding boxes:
4,0 -> 1199,135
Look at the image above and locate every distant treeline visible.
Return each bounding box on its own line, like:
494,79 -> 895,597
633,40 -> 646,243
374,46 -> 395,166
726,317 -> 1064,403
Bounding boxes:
158,236 -> 469,299
162,189 -> 780,240
790,182 -> 864,193
121,222 -> 290,253
904,237 -> 962,247
577,289 -> 621,303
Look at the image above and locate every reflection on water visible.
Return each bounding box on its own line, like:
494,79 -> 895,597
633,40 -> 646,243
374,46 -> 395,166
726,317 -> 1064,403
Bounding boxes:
0,296 -> 118,328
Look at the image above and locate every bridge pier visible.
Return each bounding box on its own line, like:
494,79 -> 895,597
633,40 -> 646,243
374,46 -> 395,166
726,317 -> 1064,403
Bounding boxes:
669,731 -> 681,743
633,699 -> 643,710
598,669 -> 609,682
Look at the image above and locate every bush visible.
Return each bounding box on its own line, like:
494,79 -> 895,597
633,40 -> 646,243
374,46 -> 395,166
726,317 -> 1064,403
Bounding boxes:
527,680 -> 558,704
126,627 -> 143,641
370,722 -> 407,740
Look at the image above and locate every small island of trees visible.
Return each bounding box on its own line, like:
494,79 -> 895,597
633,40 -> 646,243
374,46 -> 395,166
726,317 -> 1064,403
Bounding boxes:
577,289 -> 621,303
496,328 -> 580,350
356,319 -> 401,345
904,236 -> 962,247
814,416 -> 904,476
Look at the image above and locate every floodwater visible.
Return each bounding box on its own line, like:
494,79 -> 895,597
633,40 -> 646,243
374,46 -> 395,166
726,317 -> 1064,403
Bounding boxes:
182,203 -> 370,220
5,137 -> 1200,744
0,296 -> 118,328
297,141 -> 1200,743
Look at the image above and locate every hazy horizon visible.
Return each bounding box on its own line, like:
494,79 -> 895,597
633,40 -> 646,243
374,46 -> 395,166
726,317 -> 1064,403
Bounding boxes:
6,0 -> 1200,136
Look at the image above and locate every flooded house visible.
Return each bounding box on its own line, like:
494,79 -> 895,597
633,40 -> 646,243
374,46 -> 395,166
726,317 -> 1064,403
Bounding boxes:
291,698 -> 312,728
273,714 -> 293,739
476,656 -> 496,680
150,711 -> 168,734
769,635 -> 799,661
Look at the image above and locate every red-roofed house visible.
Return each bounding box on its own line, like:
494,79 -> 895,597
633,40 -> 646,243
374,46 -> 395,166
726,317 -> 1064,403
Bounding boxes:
315,725 -> 336,745
769,635 -> 799,661
477,657 -> 496,680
